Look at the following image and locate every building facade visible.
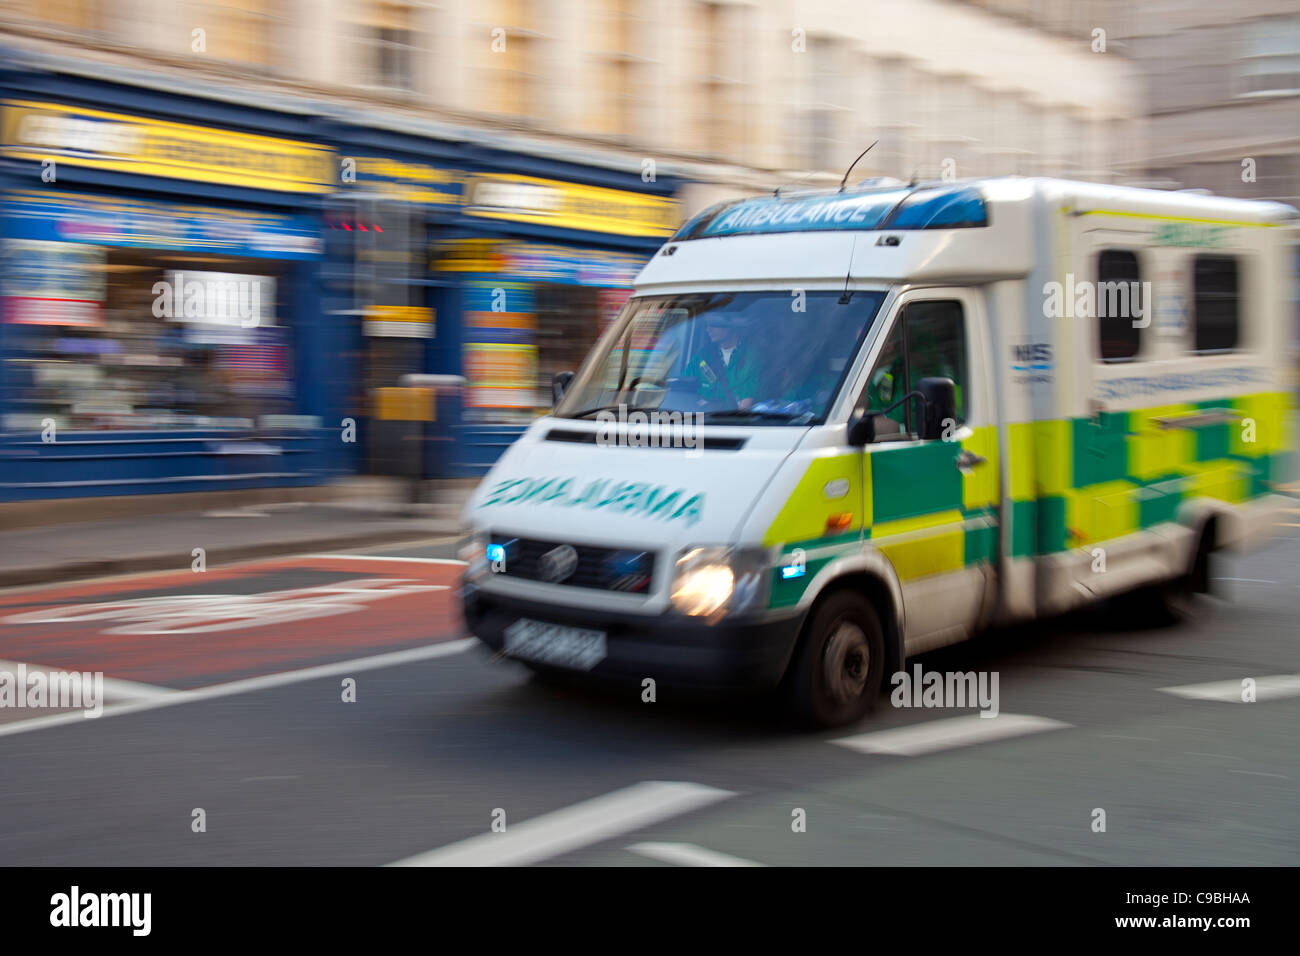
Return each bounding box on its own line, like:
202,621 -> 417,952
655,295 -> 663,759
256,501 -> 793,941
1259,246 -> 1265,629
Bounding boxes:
1,0 -> 1146,491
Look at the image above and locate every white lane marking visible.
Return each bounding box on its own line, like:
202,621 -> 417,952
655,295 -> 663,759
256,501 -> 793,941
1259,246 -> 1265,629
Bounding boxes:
1228,770 -> 1288,779
0,638 -> 477,739
627,842 -> 764,867
389,781 -> 735,867
1159,673 -> 1300,702
832,713 -> 1070,756
307,554 -> 466,566
1213,577 -> 1275,584
0,660 -> 176,702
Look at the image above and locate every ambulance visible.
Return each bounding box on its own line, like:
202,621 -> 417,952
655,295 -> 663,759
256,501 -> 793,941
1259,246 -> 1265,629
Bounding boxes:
461,177 -> 1297,726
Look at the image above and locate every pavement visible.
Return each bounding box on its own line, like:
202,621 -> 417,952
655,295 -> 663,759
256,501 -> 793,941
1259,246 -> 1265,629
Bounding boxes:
0,478 -> 475,588
0,531 -> 1295,867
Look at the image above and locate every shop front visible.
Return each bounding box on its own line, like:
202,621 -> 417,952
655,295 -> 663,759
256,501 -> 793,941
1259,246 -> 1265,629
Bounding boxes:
319,127 -> 467,481
439,166 -> 680,473
0,85 -> 336,502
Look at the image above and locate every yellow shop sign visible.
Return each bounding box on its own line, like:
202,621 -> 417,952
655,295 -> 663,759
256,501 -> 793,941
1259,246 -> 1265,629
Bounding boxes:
2,100 -> 334,193
462,173 -> 679,237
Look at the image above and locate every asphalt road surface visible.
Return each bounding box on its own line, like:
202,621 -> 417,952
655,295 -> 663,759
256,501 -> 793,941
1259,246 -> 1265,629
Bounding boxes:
0,530 -> 1296,867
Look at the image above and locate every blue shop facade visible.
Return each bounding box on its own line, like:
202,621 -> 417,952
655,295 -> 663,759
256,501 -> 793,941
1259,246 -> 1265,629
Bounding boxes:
326,123 -> 681,478
0,63 -> 681,502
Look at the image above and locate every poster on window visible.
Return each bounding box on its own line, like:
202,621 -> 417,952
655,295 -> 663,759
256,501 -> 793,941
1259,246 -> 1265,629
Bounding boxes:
2,239 -> 105,327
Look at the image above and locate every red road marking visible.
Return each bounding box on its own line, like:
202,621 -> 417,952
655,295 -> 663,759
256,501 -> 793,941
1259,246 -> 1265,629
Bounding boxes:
0,556 -> 466,689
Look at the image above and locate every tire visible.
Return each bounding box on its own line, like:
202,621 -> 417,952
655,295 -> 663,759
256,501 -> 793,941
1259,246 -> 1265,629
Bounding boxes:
1127,533 -> 1214,626
785,591 -> 886,728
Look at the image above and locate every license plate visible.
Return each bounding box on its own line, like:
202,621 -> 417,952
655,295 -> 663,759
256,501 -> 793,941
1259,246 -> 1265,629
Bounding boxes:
503,618 -> 607,671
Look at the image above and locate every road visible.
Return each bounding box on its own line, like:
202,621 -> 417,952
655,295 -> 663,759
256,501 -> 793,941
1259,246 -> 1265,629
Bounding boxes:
0,531 -> 1296,867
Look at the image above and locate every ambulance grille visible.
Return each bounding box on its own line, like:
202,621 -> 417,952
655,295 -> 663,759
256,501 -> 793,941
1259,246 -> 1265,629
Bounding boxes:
489,534 -> 656,594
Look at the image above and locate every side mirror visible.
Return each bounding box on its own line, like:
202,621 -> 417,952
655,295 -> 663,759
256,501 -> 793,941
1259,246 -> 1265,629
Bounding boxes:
551,370 -> 575,405
916,376 -> 956,441
847,407 -> 876,447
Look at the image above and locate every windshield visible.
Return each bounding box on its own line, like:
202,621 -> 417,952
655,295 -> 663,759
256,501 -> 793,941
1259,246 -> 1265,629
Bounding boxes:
553,290 -> 887,425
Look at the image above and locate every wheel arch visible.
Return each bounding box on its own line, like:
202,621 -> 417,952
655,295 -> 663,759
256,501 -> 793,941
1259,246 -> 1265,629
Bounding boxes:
791,555 -> 906,681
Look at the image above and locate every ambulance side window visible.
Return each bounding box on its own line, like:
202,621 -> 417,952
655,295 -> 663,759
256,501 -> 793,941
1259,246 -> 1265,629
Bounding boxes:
862,319 -> 909,439
904,301 -> 967,426
1098,249 -> 1142,361
1192,255 -> 1239,352
860,299 -> 969,441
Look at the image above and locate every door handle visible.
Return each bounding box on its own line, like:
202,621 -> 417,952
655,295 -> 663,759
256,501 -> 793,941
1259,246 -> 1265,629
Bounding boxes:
955,449 -> 986,474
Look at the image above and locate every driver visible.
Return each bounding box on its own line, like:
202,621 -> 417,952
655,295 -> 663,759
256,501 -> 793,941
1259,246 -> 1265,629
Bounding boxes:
692,313 -> 762,409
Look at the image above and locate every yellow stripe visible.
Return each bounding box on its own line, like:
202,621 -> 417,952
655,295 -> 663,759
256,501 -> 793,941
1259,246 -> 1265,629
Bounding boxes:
961,425 -> 1001,510
1128,403 -> 1195,482
763,453 -> 864,547
1179,461 -> 1250,505
1065,479 -> 1139,545
872,509 -> 964,580
1077,209 -> 1278,228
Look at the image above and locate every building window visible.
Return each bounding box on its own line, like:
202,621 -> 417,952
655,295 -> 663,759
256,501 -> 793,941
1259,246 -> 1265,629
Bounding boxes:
804,36 -> 848,171
1237,17 -> 1300,97
355,1 -> 418,92
204,0 -> 278,69
1097,249 -> 1142,362
1192,255 -> 1240,353
8,0 -> 99,31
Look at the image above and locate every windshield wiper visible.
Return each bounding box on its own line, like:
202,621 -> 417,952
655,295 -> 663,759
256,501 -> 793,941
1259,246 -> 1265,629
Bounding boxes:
704,408 -> 809,423
567,403 -> 664,420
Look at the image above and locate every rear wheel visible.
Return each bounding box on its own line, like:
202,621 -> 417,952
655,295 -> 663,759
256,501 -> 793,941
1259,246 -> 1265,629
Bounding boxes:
1130,528 -> 1215,626
786,591 -> 886,728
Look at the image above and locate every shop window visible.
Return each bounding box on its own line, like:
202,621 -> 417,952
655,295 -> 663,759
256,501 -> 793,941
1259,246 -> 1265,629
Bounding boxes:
535,284 -> 604,409
1192,255 -> 1240,352
1097,249 -> 1142,362
3,245 -> 293,432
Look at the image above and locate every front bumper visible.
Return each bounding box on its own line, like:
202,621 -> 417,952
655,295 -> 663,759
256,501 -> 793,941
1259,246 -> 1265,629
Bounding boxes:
463,584 -> 805,691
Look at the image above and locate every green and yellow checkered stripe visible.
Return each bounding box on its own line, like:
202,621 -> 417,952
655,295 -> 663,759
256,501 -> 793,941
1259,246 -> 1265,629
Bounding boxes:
765,426 -> 999,608
763,390 -> 1290,609
1009,391 -> 1290,556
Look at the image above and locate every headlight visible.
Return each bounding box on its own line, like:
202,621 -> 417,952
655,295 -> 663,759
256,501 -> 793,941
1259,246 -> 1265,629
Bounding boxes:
670,546 -> 769,619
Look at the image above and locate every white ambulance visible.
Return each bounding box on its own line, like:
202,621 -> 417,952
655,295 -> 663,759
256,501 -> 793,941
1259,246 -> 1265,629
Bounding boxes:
461,177 -> 1297,726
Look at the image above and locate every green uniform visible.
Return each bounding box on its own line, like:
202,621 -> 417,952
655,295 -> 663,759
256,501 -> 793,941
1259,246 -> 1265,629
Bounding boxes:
690,341 -> 763,406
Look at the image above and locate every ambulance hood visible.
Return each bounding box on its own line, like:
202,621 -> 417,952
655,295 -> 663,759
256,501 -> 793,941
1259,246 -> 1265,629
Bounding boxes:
464,418 -> 807,546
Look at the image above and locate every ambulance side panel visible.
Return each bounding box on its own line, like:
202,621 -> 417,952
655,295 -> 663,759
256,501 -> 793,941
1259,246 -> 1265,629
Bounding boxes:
1023,186 -> 1293,616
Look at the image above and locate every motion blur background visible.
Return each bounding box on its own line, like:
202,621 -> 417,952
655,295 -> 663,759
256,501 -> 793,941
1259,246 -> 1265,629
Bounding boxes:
0,0 -> 1296,516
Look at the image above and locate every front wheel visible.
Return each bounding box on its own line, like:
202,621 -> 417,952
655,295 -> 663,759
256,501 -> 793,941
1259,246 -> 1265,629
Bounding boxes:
785,591 -> 886,728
